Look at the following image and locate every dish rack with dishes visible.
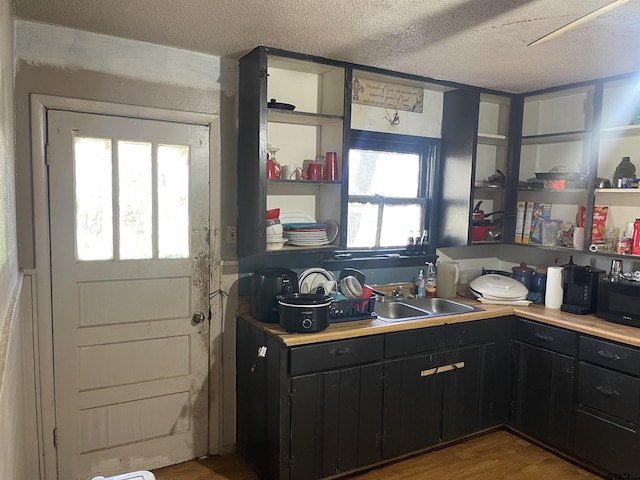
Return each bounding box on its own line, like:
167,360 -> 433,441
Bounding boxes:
330,296 -> 377,323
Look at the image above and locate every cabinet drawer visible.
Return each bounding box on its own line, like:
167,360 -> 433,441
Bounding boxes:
290,336 -> 384,376
574,409 -> 638,476
516,319 -> 576,356
580,336 -> 640,376
385,325 -> 445,358
578,362 -> 640,423
445,317 -> 513,347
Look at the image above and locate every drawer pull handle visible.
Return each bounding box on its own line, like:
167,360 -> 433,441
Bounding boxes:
421,361 -> 465,377
597,350 -> 621,361
330,347 -> 350,356
534,333 -> 554,342
596,385 -> 620,397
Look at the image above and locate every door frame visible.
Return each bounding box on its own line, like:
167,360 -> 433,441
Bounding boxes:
30,94 -> 221,480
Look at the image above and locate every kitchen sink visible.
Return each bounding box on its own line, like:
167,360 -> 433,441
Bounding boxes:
374,297 -> 483,323
407,297 -> 480,315
373,302 -> 430,321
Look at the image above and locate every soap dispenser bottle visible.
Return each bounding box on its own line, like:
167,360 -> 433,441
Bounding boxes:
425,262 -> 437,298
416,269 -> 426,298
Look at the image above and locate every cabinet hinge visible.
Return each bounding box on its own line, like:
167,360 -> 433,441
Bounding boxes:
288,391 -> 294,406
378,373 -> 385,386
45,143 -> 50,166
53,427 -> 58,448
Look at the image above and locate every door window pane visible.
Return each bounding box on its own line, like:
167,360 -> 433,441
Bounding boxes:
348,149 -> 419,197
74,137 -> 113,261
158,145 -> 189,259
118,141 -> 153,260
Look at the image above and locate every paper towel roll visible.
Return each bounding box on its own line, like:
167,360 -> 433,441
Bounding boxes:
545,266 -> 564,309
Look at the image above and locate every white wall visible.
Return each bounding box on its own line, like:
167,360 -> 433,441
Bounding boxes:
0,3 -> 32,479
13,20 -> 242,473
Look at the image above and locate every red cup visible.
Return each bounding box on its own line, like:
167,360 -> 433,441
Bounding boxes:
307,162 -> 321,180
267,159 -> 280,179
324,152 -> 338,180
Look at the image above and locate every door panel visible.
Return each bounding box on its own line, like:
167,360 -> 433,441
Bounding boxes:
48,110 -> 210,479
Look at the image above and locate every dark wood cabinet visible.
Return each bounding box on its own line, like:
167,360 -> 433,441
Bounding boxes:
290,364 -> 383,479
513,319 -> 577,453
238,315 -> 640,479
383,351 -> 445,458
443,317 -> 512,440
574,335 -> 640,476
382,318 -> 511,458
237,318 -> 384,480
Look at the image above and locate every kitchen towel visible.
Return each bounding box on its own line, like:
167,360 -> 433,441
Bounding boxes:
545,266 -> 563,309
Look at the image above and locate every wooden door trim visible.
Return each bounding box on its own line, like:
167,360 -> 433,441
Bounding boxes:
30,94 -> 221,480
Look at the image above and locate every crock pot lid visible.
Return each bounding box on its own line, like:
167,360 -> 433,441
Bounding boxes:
278,293 -> 332,306
469,274 -> 529,299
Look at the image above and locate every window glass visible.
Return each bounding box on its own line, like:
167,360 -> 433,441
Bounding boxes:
348,149 -> 419,197
118,141 -> 153,260
380,204 -> 423,247
158,144 -> 190,259
347,202 -> 379,248
347,139 -> 434,250
74,137 -> 113,261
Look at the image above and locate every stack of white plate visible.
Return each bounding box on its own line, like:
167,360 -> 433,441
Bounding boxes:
283,223 -> 330,246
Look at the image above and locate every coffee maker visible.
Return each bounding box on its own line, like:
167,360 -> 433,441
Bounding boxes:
560,257 -> 604,315
251,268 -> 299,323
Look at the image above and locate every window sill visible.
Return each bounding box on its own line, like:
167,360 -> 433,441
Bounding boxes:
322,251 -> 438,270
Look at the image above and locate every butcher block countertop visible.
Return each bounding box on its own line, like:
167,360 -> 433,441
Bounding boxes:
239,298 -> 640,348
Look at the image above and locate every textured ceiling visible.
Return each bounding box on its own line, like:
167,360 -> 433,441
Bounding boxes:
13,0 -> 640,93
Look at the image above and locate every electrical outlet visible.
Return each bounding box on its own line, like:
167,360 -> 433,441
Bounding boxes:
227,226 -> 237,244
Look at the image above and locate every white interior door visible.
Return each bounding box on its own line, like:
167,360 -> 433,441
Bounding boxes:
47,110 -> 211,480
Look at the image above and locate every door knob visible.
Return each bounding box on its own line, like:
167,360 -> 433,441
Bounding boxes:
192,311 -> 206,324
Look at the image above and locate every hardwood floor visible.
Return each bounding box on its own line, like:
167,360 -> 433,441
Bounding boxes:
152,430 -> 600,480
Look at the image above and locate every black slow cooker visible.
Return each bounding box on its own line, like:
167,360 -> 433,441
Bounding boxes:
277,293 -> 332,333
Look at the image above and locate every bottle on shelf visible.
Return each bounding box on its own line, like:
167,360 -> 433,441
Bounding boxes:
631,218 -> 640,255
406,232 -> 415,256
425,262 -> 437,298
416,269 -> 426,298
420,229 -> 429,255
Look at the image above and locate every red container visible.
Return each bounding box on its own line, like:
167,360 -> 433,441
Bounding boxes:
472,225 -> 492,242
325,152 -> 339,180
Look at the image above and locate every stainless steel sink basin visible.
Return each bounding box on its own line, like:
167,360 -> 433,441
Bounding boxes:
406,297 -> 479,315
374,297 -> 482,322
372,302 -> 430,321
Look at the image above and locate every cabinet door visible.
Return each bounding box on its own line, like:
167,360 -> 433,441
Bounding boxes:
383,352 -> 445,459
514,342 -> 575,452
289,363 -> 383,480
442,342 -> 510,441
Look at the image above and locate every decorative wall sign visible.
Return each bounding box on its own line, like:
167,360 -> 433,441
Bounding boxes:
352,77 -> 424,113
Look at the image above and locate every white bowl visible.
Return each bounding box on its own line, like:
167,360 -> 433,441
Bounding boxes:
339,275 -> 363,299
266,223 -> 283,236
266,239 -> 287,250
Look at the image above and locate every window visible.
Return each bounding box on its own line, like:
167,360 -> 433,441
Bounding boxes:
74,136 -> 190,261
347,131 -> 437,249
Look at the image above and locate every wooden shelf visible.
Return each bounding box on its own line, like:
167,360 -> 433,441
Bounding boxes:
521,131 -> 591,145
268,109 -> 343,126
477,133 -> 507,145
